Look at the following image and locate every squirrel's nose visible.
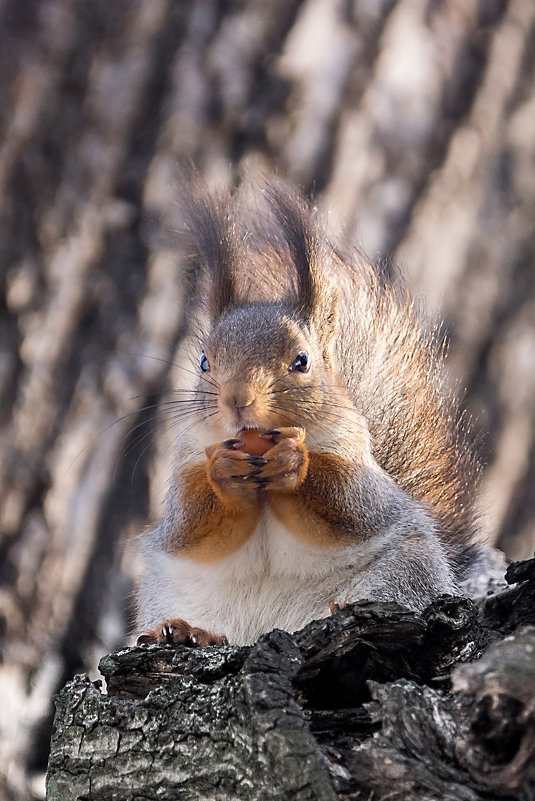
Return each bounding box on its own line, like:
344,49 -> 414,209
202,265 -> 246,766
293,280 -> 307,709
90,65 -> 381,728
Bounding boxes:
220,384 -> 256,411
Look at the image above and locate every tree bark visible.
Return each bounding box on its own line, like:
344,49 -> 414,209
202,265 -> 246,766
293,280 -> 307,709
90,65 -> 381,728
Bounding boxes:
1,1 -> 535,797
46,555 -> 535,800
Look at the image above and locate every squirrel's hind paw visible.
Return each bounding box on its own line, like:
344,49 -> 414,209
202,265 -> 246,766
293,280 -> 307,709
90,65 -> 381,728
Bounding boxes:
137,618 -> 229,647
329,598 -> 347,616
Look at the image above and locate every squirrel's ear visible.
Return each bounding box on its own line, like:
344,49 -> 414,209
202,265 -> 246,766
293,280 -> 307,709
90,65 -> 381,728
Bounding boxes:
180,178 -> 236,319
263,179 -> 318,319
263,178 -> 338,347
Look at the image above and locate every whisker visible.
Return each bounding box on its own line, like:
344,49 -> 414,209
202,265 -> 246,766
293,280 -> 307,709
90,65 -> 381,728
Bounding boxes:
156,406 -> 218,425
166,388 -> 219,397
68,399 -> 172,473
179,408 -> 221,438
121,423 -> 162,482
121,401 -> 220,479
157,400 -> 219,424
266,401 -> 350,431
123,350 -> 221,391
123,401 -> 216,443
157,398 -> 217,408
266,372 -> 291,391
125,351 -> 198,377
128,411 -> 202,485
125,412 -> 201,484
200,373 -> 220,391
271,397 -> 353,419
268,383 -> 348,401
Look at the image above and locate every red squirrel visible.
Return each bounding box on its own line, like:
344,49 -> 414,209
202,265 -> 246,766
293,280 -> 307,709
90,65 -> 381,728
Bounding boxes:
135,176 -> 482,647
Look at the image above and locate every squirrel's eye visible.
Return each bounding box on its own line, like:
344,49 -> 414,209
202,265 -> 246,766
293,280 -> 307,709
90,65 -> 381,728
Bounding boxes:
290,351 -> 310,373
200,352 -> 210,373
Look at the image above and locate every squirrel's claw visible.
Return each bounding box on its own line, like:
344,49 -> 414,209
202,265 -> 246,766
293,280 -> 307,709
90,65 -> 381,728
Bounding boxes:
248,455 -> 268,467
205,438 -> 244,460
261,427 -> 305,445
136,633 -> 156,646
329,598 -> 347,616
261,429 -> 281,440
137,618 -> 229,648
223,437 -> 245,450
252,433 -> 309,490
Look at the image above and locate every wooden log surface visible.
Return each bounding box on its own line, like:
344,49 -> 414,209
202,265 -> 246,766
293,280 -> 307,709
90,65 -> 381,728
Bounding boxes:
1,1 -> 535,797
45,555 -> 535,800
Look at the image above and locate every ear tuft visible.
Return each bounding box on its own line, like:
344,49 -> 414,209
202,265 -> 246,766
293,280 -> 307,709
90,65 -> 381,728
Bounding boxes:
262,177 -> 338,352
261,178 -> 319,320
179,173 -> 236,319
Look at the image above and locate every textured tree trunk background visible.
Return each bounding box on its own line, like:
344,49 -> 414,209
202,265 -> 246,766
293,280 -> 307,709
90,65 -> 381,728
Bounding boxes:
1,1 -> 534,798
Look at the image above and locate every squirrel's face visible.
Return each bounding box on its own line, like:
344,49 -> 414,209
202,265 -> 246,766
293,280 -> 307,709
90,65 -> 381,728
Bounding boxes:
196,303 -> 333,436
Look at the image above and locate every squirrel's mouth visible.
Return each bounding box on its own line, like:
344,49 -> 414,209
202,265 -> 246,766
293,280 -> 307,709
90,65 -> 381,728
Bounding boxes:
222,404 -> 284,437
228,406 -> 265,435
232,425 -> 268,440
238,426 -> 267,433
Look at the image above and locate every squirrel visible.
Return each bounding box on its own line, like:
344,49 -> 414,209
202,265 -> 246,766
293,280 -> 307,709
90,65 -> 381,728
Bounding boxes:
135,175 -> 482,648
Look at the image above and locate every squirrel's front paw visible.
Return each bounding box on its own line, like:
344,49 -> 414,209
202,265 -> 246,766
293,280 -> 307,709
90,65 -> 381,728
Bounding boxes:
254,427 -> 309,491
206,439 -> 266,501
136,618 -> 229,647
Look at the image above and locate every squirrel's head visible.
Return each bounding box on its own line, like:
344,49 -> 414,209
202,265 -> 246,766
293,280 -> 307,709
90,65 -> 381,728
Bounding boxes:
182,176 -> 345,438
199,302 -> 335,435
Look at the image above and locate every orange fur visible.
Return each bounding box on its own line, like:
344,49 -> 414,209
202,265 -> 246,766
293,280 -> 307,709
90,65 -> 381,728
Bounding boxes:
268,452 -> 363,547
172,461 -> 260,563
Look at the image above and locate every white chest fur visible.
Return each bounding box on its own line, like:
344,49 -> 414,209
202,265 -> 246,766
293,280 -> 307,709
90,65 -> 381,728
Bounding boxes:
140,507 -> 380,645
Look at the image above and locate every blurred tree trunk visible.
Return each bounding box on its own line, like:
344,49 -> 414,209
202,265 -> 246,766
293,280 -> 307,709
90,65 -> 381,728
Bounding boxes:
0,0 -> 534,798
